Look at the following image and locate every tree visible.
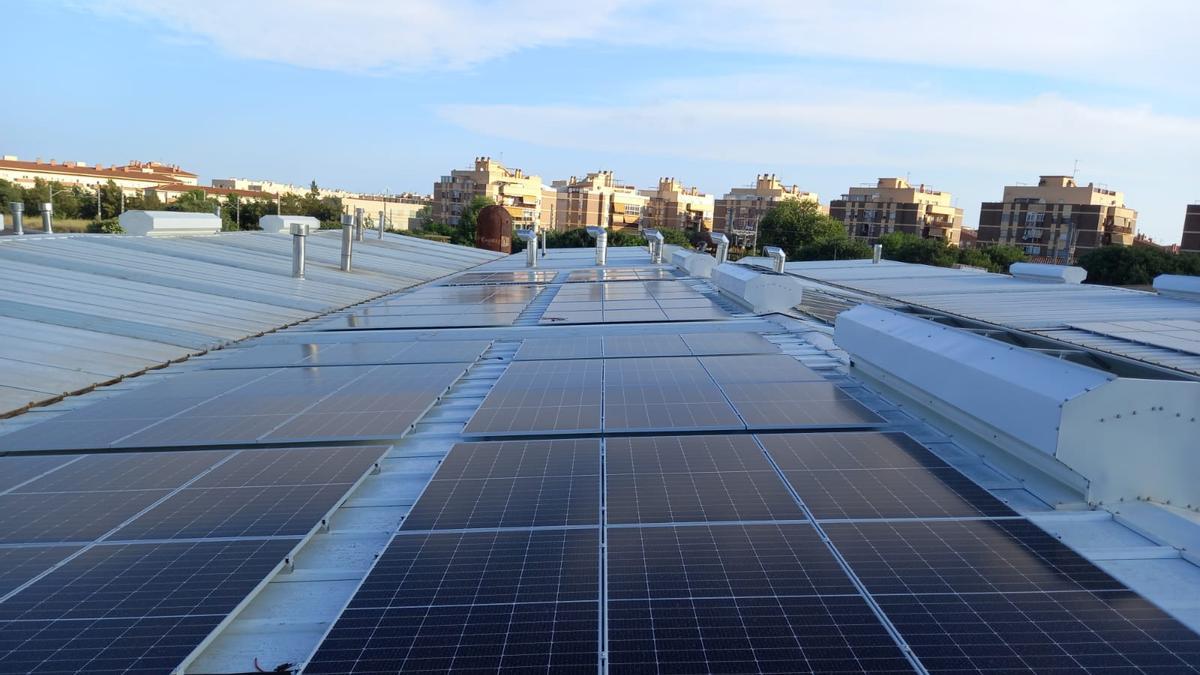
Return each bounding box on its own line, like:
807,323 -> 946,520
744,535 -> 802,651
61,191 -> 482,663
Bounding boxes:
167,189 -> 219,214
792,237 -> 872,261
1076,245 -> 1200,286
757,200 -> 847,256
456,195 -> 495,246
879,232 -> 959,268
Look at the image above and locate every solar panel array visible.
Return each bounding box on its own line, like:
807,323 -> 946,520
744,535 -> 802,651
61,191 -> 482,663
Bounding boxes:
307,285 -> 545,330
564,267 -> 682,283
0,444 -> 386,674
443,270 -> 559,285
207,339 -> 490,370
465,352 -> 883,436
541,280 -> 729,324
309,430 -> 1200,673
1,362 -> 467,451
513,331 -> 780,361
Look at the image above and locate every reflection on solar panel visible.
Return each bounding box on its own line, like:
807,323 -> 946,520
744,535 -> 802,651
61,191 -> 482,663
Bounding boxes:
0,539 -> 295,674
0,455 -> 80,493
466,355 -> 881,435
313,312 -> 521,330
0,490 -> 171,543
760,431 -> 950,471
207,340 -> 489,369
513,331 -> 782,361
782,466 -> 1017,520
1,363 -> 465,450
306,530 -> 600,673
402,438 -> 601,530
565,267 -> 681,282
443,270 -> 559,285
608,595 -> 915,673
541,280 -> 729,324
605,435 -> 804,524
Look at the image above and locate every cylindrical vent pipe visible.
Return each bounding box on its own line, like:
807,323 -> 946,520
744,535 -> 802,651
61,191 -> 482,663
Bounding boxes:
586,226 -> 607,266
764,246 -> 786,273
340,214 -> 355,271
872,244 -> 882,264
354,208 -> 365,242
9,202 -> 23,236
645,229 -> 665,264
540,229 -> 547,257
378,210 -> 385,239
711,232 -> 730,264
39,202 -> 53,234
291,223 -> 308,278
516,229 -> 538,268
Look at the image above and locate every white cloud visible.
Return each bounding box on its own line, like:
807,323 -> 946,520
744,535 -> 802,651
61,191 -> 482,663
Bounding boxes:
80,0 -> 1198,84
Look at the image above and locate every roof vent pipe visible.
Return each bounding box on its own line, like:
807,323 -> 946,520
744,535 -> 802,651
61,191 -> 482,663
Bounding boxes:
764,246 -> 786,273
340,214 -> 355,271
516,229 -> 538,268
39,202 -> 53,234
9,202 -> 23,236
353,208 -> 364,242
540,229 -> 547,257
645,229 -> 665,263
586,226 -> 607,266
290,222 -> 308,278
872,244 -> 882,264
711,232 -> 730,264
377,210 -> 385,239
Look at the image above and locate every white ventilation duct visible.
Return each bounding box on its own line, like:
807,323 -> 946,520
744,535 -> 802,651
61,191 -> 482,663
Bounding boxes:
670,249 -> 716,278
119,210 -> 221,236
1009,262 -> 1087,284
586,226 -> 607,266
712,262 -> 803,313
516,229 -> 537,268
711,232 -> 730,264
835,304 -> 1200,508
763,246 -> 786,273
259,215 -> 319,234
644,228 -> 664,263
1153,274 -> 1200,301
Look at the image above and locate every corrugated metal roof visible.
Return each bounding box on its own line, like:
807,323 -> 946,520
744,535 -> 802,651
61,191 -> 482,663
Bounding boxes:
0,231 -> 501,415
786,259 -> 1200,376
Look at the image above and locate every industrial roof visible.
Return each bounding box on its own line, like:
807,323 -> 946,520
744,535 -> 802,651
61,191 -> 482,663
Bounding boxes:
0,245 -> 1198,674
0,230 -> 500,416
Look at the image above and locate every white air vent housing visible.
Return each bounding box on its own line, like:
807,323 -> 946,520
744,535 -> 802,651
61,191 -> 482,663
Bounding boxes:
711,262 -> 803,313
1153,274 -> 1200,301
835,304 -> 1200,508
1010,262 -> 1087,284
260,215 -> 319,234
118,210 -> 221,237
671,249 -> 716,278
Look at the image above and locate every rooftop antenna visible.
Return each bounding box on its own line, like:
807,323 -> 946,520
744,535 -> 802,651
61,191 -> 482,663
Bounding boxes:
1072,159 -> 1079,179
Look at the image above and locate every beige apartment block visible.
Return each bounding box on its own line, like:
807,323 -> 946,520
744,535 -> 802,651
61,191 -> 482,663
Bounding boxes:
977,175 -> 1137,259
715,174 -> 821,247
639,178 -> 714,232
432,157 -> 545,229
829,178 -> 963,246
552,171 -> 649,232
0,156 -> 197,196
1182,204 -> 1200,254
145,183 -> 272,204
211,177 -> 353,200
342,194 -> 433,232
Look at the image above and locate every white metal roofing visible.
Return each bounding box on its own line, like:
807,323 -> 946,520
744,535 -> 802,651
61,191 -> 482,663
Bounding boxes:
786,259 -> 1200,376
0,231 -> 501,416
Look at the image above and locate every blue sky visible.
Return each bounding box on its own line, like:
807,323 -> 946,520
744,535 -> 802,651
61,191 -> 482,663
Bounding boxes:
4,1 -> 1198,243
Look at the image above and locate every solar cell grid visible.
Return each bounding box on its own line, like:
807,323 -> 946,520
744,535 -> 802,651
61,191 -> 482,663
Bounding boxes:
14,450 -> 230,493
699,354 -> 825,384
0,615 -> 221,675
348,528 -> 598,608
606,434 -> 775,474
0,546 -> 80,596
513,336 -> 604,361
191,445 -> 384,488
608,595 -> 916,674
401,474 -> 599,530
878,590 -> 1200,673
607,524 -> 853,600
306,601 -> 599,674
0,490 -> 170,544
783,466 -> 1017,520
826,519 -> 1125,595
432,439 -> 600,481
0,455 -> 80,493
722,381 -> 887,429
316,313 -> 521,330
761,431 -> 950,471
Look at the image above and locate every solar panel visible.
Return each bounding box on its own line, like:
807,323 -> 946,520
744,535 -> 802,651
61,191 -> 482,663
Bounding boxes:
681,331 -> 780,356
432,439 -> 600,481
0,455 -> 80,493
0,545 -> 80,596
463,361 -> 603,436
0,491 -> 170,543
207,340 -> 489,369
444,270 -> 558,285
314,313 -> 521,330
877,590 -> 1200,673
722,381 -> 887,429
608,595 -> 915,674
760,431 -> 950,471
513,336 -> 605,361
782,467 -> 1018,520
512,332 -> 782,361
541,280 -> 727,324
14,450 -> 230,492
402,475 -> 599,530
0,539 -> 295,675
347,528 -> 598,608
602,333 -> 689,357
605,435 -> 804,525
607,523 -> 854,600
0,364 -> 465,451
699,354 -> 825,384
826,519 -> 1126,595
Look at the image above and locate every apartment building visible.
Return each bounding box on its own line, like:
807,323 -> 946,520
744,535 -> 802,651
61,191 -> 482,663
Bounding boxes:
341,194 -> 433,232
639,178 -> 714,232
715,174 -> 821,248
432,157 -> 545,228
551,171 -> 649,232
1182,204 -> 1200,254
829,178 -> 963,246
210,177 -> 352,200
0,156 -> 197,195
977,175 -> 1137,259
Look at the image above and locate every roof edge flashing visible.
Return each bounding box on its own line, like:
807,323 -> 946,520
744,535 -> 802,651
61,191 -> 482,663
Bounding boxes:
712,262 -> 803,313
1009,262 -> 1087,284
